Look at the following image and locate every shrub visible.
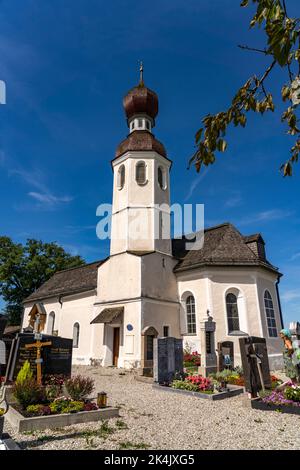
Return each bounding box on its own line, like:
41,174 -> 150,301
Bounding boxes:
183,351 -> 201,367
84,402 -> 98,412
186,375 -> 213,392
16,361 -> 33,385
65,375 -> 94,401
284,386 -> 300,402
171,380 -> 199,392
45,384 -> 62,401
49,398 -> 84,414
26,404 -> 51,416
232,365 -> 244,376
215,369 -> 234,383
13,378 -> 46,409
49,397 -> 70,414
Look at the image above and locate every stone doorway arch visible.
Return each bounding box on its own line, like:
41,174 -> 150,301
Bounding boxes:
140,326 -> 158,377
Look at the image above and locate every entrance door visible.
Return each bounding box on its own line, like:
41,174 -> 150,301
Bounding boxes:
113,327 -> 120,366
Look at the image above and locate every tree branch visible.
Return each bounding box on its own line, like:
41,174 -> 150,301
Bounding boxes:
238,44 -> 269,55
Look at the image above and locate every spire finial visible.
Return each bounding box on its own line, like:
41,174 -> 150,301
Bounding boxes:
139,61 -> 144,86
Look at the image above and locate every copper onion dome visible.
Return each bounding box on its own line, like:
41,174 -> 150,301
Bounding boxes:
123,63 -> 158,122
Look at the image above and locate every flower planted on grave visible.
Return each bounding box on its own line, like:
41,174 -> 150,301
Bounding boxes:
172,374 -> 214,393
261,390 -> 300,408
270,374 -> 282,389
12,364 -> 99,417
13,362 -> 46,410
183,351 -> 201,368
65,375 -> 95,401
44,374 -> 66,401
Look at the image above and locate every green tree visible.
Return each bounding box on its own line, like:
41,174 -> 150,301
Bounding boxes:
0,237 -> 85,325
190,0 -> 300,177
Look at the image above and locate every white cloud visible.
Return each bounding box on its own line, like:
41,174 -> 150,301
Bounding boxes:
281,290 -> 300,302
10,167 -> 73,210
184,168 -> 209,201
224,193 -> 243,208
28,192 -> 73,205
290,252 -> 300,261
238,209 -> 293,226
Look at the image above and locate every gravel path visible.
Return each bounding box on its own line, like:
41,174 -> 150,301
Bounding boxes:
4,366 -> 300,450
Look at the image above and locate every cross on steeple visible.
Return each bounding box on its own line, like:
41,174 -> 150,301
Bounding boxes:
139,61 -> 144,86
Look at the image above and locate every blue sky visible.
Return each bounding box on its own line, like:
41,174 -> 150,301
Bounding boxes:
0,0 -> 299,325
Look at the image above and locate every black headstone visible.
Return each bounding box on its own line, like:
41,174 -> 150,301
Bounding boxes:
153,337 -> 183,384
239,336 -> 271,395
5,333 -> 73,383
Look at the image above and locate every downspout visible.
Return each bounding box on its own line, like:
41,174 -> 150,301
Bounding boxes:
276,276 -> 284,329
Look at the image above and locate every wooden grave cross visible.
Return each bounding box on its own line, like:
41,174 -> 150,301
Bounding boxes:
25,313 -> 51,385
25,339 -> 52,385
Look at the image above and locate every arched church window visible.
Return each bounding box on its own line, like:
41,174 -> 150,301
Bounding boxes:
186,295 -> 196,334
73,322 -> 80,348
136,161 -> 147,185
264,290 -> 277,337
226,293 -> 240,333
117,165 -> 125,190
158,166 -> 166,190
47,312 -> 55,335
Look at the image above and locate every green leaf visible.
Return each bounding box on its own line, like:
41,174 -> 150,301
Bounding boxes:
195,128 -> 203,144
217,139 -> 227,152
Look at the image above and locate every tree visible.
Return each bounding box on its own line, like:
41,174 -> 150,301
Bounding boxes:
190,0 -> 300,177
0,237 -> 85,325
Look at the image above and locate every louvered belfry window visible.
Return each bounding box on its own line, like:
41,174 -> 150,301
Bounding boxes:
136,161 -> 146,185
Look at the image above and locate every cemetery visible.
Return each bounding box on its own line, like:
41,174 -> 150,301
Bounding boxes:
0,314 -> 119,439
1,310 -> 300,450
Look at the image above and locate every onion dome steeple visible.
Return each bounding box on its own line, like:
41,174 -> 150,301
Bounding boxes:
123,62 -> 159,132
115,63 -> 167,160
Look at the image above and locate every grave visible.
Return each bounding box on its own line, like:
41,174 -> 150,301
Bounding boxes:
4,333 -> 73,383
153,337 -> 183,384
239,336 -> 271,397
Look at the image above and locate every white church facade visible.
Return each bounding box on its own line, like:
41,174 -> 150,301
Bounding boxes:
22,72 -> 284,371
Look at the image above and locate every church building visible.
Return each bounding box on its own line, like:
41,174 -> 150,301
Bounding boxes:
22,70 -> 284,371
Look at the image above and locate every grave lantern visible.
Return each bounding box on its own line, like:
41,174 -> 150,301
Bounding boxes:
97,392 -> 107,408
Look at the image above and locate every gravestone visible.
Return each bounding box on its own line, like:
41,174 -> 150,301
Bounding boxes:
217,341 -> 234,371
198,313 -> 217,377
153,337 -> 183,384
239,336 -> 271,396
5,333 -> 73,383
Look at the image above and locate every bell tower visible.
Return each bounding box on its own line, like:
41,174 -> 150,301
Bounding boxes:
110,64 -> 172,256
